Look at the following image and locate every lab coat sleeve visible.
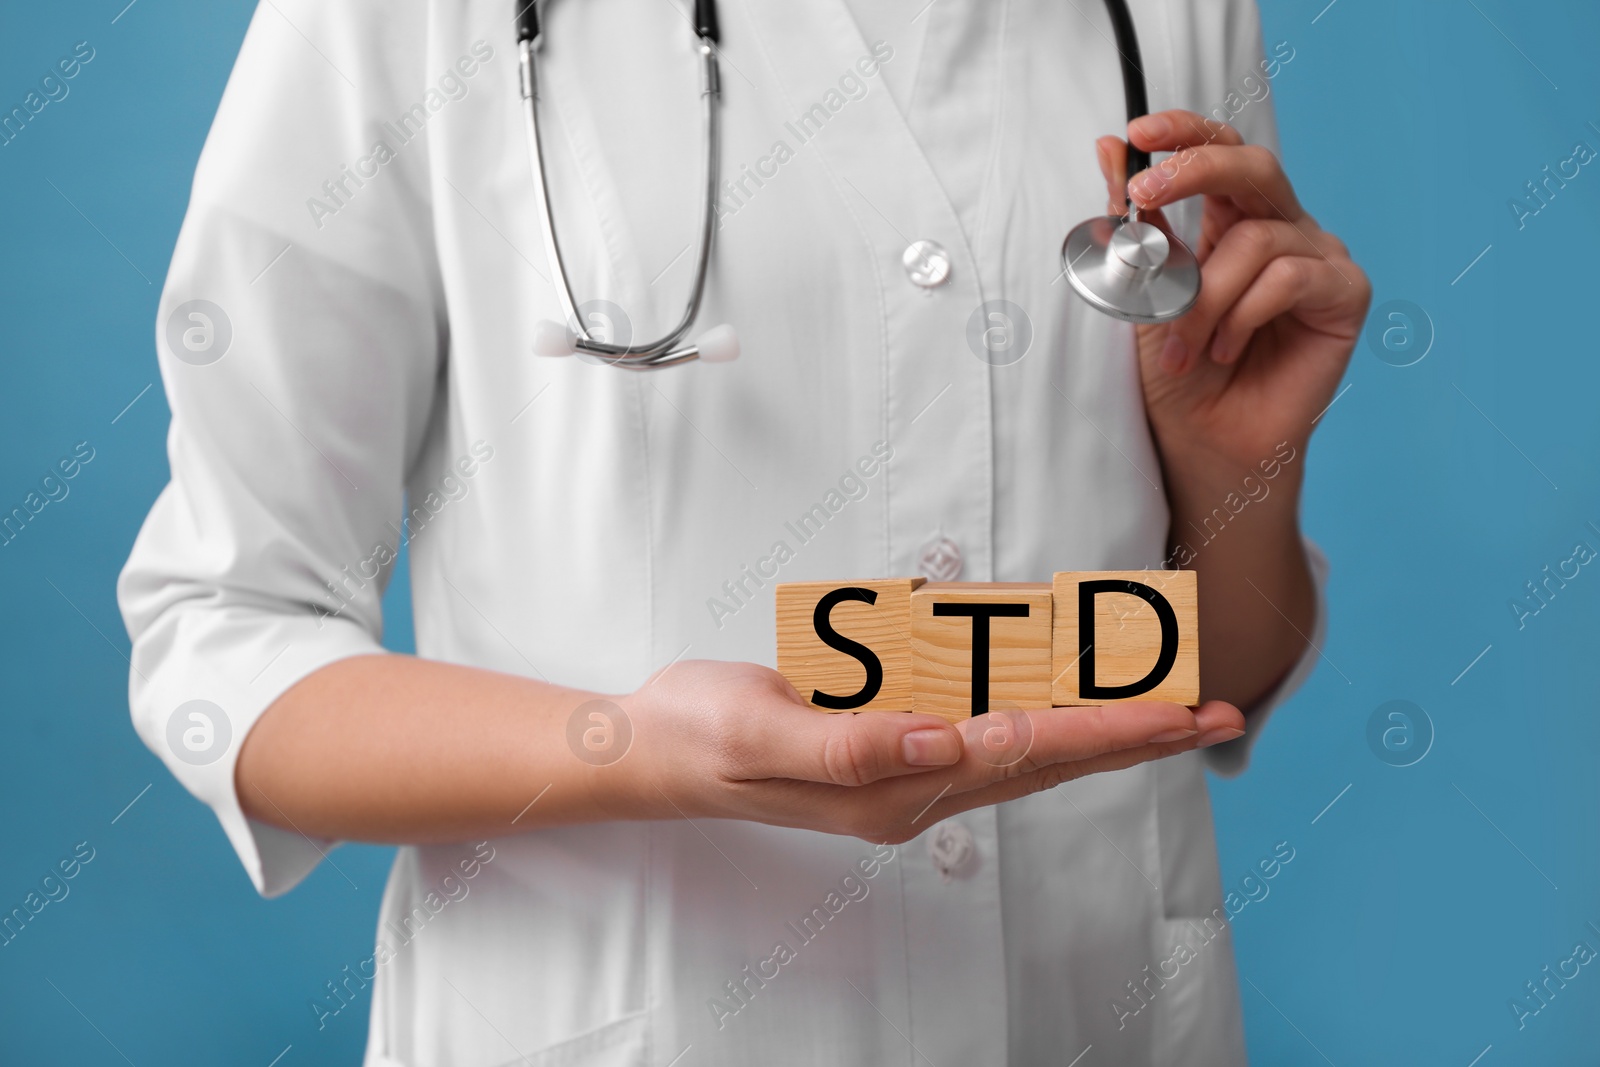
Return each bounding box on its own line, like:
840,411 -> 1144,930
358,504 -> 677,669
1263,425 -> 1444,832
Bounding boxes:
117,0 -> 445,896
1206,0 -> 1283,156
1192,0 -> 1323,776
1203,538 -> 1329,776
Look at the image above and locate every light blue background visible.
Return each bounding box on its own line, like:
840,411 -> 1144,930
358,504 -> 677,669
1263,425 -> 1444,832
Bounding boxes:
2,1 -> 1596,1063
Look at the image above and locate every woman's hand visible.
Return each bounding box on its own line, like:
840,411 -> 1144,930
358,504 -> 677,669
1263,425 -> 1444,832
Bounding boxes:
1085,111 -> 1367,710
1095,110 -> 1370,478
615,660 -> 1246,844
238,654 -> 1241,846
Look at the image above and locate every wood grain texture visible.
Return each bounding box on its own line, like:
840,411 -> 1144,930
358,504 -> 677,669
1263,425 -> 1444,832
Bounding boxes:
1051,570 -> 1199,706
910,583 -> 1054,723
776,579 -> 925,712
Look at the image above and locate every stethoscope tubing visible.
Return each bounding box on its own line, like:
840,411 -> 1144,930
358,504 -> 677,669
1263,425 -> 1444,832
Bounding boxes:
518,0 -> 1193,368
518,19 -> 723,368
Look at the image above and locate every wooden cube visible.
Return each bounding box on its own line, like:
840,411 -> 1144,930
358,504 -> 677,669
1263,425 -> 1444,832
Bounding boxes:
910,583 -> 1054,722
776,579 -> 925,712
1051,570 -> 1199,706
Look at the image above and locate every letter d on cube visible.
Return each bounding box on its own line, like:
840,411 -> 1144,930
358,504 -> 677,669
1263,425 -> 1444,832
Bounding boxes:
1051,570 -> 1198,706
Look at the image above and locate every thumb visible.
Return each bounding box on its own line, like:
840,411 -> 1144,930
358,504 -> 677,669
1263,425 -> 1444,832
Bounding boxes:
740,704 -> 965,787
1095,135 -> 1129,216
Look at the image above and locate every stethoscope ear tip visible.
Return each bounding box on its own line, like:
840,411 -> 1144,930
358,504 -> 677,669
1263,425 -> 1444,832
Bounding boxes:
530,318 -> 738,366
532,319 -> 579,358
694,324 -> 740,364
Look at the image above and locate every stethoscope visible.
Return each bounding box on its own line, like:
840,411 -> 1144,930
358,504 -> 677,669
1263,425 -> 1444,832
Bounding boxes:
518,0 -> 1198,370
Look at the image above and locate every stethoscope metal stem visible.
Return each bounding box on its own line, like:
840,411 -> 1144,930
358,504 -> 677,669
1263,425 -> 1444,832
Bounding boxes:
1058,0 -> 1202,325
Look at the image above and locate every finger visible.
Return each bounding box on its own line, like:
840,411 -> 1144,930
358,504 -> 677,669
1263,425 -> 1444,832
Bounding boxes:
753,701 -> 1233,842
991,699 -> 1240,782
735,703 -> 966,787
1128,110 -> 1244,152
1210,255 -> 1359,365
1156,219 -> 1333,374
1068,699 -> 1246,763
1127,144 -> 1302,221
915,701 -> 1246,824
1095,134 -> 1179,232
1096,135 -> 1128,215
978,700 -> 1201,774
813,700 -> 1211,842
867,699 -> 1201,809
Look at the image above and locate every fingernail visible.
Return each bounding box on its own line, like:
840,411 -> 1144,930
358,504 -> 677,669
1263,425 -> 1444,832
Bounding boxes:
1150,727 -> 1198,743
1159,334 -> 1187,372
903,729 -> 961,767
1134,114 -> 1170,140
1129,170 -> 1167,205
1197,727 -> 1246,748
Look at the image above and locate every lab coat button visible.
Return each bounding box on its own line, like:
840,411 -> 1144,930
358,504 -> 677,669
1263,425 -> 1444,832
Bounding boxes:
903,240 -> 952,288
928,820 -> 976,882
917,536 -> 963,581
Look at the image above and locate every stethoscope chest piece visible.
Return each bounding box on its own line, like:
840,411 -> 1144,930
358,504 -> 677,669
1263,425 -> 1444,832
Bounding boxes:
1061,215 -> 1200,325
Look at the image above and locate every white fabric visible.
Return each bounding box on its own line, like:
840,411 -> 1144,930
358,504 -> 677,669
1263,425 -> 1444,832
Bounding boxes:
118,0 -> 1319,1063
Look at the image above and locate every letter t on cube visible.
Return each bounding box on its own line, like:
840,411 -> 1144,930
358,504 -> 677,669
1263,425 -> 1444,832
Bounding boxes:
910,583 -> 1054,722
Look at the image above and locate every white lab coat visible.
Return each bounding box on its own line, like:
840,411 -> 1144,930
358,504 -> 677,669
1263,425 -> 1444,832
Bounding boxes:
119,0 -> 1326,1063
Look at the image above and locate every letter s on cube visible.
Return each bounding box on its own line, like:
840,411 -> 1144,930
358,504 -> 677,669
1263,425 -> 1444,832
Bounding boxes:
775,578 -> 926,712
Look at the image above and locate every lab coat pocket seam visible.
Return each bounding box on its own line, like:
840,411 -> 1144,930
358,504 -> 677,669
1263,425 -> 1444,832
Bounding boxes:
483,1007 -> 649,1067
1146,916 -> 1247,1067
633,373 -> 656,667
643,819 -> 658,1060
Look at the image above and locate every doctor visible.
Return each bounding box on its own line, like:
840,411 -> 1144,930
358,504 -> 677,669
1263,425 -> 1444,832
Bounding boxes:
120,0 -> 1367,1063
